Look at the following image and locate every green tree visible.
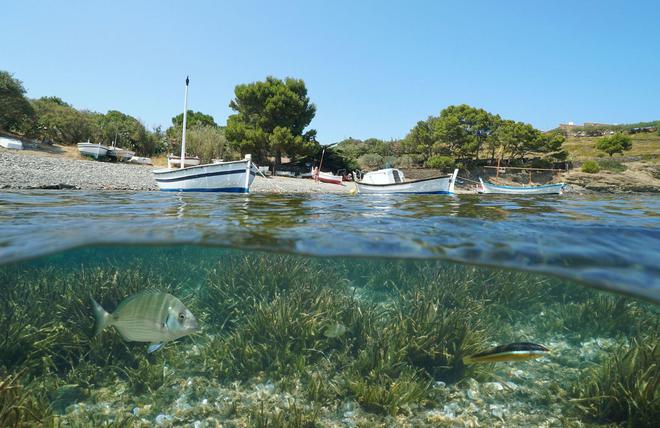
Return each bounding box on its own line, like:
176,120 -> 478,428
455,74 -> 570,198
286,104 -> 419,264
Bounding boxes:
171,110 -> 217,128
426,155 -> 455,170
0,71 -> 36,133
435,105 -> 500,160
492,120 -> 542,162
537,132 -> 568,162
225,76 -> 317,171
31,97 -> 93,144
99,110 -> 148,152
595,133 -> 632,157
403,118 -> 437,157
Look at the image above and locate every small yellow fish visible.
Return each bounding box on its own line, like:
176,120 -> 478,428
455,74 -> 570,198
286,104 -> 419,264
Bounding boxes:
463,342 -> 549,365
91,290 -> 198,353
324,322 -> 348,338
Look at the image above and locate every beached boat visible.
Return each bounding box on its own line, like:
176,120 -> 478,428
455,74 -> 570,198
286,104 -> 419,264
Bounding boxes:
478,178 -> 564,195
107,147 -> 135,161
318,171 -> 343,185
0,134 -> 23,150
154,156 -> 256,192
167,154 -> 200,168
128,156 -> 153,165
77,140 -> 110,159
154,76 -> 257,193
355,168 -> 459,194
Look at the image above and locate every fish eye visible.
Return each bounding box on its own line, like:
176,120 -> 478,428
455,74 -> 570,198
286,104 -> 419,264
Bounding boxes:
178,312 -> 185,320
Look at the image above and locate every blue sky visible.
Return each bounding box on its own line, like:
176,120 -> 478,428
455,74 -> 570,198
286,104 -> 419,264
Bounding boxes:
2,0 -> 658,144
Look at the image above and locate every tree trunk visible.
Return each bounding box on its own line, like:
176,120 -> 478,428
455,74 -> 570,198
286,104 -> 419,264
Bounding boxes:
272,150 -> 282,176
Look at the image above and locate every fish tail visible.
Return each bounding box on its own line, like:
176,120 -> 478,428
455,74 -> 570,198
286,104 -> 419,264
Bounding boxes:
91,297 -> 112,336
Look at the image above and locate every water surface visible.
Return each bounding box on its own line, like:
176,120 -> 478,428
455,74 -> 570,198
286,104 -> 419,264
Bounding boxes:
1,191 -> 658,302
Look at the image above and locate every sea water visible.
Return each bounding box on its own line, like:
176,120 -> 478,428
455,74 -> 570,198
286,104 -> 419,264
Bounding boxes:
0,191 -> 658,426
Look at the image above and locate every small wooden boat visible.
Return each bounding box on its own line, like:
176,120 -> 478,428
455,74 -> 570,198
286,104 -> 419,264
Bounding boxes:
77,140 -> 110,159
478,178 -> 564,195
318,171 -> 343,185
167,154 -> 200,168
107,147 -> 135,161
154,77 -> 257,193
128,156 -> 153,165
154,156 -> 256,192
0,135 -> 23,150
355,168 -> 458,194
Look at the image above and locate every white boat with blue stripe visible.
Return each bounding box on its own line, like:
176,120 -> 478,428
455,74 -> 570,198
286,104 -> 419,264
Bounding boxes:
478,178 -> 564,195
355,168 -> 458,194
154,156 -> 257,193
153,76 -> 257,193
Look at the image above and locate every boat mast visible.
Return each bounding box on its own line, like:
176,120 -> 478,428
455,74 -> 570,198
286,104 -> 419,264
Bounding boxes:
180,76 -> 189,169
317,148 -> 326,182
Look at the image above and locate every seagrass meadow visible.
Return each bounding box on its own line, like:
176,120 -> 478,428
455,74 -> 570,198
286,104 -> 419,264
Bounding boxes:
1,246 -> 658,427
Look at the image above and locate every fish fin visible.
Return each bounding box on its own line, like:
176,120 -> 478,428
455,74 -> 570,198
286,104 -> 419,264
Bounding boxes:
147,342 -> 164,353
91,297 -> 112,336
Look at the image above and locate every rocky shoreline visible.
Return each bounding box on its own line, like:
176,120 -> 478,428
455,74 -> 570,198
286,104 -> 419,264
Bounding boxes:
1,149 -> 658,193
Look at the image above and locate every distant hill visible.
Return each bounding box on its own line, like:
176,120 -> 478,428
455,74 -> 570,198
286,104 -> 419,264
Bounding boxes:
551,120 -> 659,138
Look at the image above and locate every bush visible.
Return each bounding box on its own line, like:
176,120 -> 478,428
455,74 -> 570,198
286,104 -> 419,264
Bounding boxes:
581,161 -> 600,173
425,155 -> 454,171
597,159 -> 627,173
357,153 -> 384,170
394,154 -> 416,169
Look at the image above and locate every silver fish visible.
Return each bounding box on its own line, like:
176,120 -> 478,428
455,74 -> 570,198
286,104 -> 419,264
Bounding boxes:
324,322 -> 348,338
91,290 -> 198,353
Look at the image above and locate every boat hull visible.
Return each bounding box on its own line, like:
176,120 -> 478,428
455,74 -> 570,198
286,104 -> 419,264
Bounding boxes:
77,142 -> 109,159
154,159 -> 256,192
108,148 -> 135,161
356,170 -> 458,194
478,178 -> 564,195
318,171 -> 343,185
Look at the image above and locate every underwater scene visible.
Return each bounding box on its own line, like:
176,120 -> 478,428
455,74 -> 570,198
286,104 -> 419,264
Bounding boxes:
0,192 -> 659,427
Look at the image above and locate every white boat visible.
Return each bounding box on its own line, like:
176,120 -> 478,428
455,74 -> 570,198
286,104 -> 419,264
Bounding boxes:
154,76 -> 257,193
128,156 -> 153,165
77,140 -> 110,159
478,178 -> 565,195
317,171 -> 343,185
154,156 -> 256,192
355,168 -> 459,194
0,135 -> 23,150
167,154 -> 200,168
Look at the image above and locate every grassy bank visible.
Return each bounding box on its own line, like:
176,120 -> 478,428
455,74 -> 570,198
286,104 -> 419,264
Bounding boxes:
563,133 -> 660,163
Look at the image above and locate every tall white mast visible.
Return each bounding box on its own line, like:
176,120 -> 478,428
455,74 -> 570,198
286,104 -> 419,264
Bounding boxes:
180,76 -> 189,169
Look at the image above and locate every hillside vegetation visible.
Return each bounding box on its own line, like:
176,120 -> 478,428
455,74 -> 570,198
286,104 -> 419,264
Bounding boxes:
563,133 -> 659,163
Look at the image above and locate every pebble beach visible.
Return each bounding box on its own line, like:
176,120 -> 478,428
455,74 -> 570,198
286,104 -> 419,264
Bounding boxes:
0,149 -> 352,193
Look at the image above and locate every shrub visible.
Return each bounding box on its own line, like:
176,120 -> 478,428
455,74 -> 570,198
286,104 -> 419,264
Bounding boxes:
597,159 -> 627,173
581,161 -> 600,173
425,155 -> 454,171
357,153 -> 384,170
394,154 -> 416,169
